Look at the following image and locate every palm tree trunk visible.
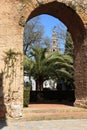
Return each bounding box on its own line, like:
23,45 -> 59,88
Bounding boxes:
36,78 -> 44,102
36,78 -> 43,91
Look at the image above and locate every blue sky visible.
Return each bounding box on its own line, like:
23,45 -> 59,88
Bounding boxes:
40,14 -> 67,38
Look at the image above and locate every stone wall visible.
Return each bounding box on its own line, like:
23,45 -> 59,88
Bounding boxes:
19,0 -> 87,26
0,0 -> 87,118
0,0 -> 23,118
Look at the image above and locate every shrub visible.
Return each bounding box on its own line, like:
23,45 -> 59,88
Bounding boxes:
23,87 -> 30,107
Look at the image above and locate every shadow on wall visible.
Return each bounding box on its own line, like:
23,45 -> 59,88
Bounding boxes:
0,73 -> 7,128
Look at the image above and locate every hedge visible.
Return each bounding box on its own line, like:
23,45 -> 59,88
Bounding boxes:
23,88 -> 30,107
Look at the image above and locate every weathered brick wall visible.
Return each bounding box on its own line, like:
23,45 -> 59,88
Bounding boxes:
20,0 -> 87,26
0,0 -> 87,118
0,0 -> 23,117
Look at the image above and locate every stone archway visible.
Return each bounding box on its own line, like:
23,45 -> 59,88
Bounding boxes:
24,1 -> 87,109
0,0 -> 87,118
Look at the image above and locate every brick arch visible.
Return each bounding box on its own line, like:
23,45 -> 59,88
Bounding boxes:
27,1 -> 85,44
24,1 -> 87,109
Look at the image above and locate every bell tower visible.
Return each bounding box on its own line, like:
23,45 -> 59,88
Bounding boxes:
51,26 -> 59,52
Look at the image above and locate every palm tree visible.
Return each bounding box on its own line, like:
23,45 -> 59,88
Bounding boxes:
24,46 -> 74,91
24,46 -> 54,91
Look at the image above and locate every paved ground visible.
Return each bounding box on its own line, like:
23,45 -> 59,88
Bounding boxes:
0,119 -> 87,130
23,104 -> 87,120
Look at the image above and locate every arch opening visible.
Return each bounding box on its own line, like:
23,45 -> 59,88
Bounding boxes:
23,16 -> 74,104
23,1 -> 87,109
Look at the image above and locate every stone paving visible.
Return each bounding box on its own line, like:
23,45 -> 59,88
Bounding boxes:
0,119 -> 87,130
23,104 -> 87,120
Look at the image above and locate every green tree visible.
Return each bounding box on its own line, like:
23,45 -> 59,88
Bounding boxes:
64,31 -> 74,90
24,46 -> 74,91
24,46 -> 52,91
64,31 -> 74,57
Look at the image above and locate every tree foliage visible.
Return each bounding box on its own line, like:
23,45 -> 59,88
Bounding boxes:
24,46 -> 74,91
64,31 -> 74,89
64,31 -> 74,57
